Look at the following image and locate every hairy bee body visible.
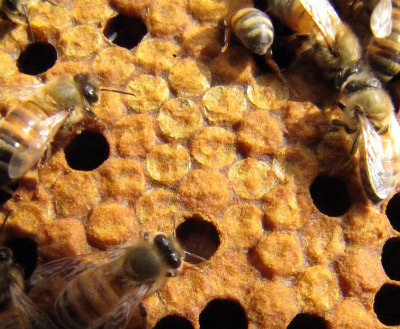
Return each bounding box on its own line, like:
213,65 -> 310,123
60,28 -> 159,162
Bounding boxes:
269,0 -> 362,79
29,234 -> 185,329
0,74 -> 100,184
0,246 -> 56,329
367,0 -> 400,81
269,0 -> 400,201
226,7 -> 274,55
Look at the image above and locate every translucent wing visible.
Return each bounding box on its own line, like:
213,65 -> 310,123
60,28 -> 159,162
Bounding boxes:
371,0 -> 393,38
28,247 -> 128,287
358,114 -> 399,202
299,0 -> 340,49
10,280 -> 58,329
0,83 -> 44,109
88,284 -> 150,329
8,111 -> 69,179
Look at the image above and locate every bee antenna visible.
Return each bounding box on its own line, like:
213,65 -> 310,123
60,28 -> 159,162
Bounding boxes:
183,250 -> 207,262
99,88 -> 135,97
0,211 -> 11,235
173,213 -> 176,237
21,4 -> 35,42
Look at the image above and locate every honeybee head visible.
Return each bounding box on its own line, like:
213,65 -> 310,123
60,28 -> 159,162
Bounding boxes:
154,233 -> 184,276
73,73 -> 99,105
0,247 -> 11,264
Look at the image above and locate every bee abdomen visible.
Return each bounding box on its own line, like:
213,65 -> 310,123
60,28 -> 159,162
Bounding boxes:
368,4 -> 400,82
231,8 -> 274,55
55,271 -> 121,329
0,103 -> 48,181
0,309 -> 31,329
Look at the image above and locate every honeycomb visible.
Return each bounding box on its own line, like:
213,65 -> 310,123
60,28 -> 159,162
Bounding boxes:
0,0 -> 399,328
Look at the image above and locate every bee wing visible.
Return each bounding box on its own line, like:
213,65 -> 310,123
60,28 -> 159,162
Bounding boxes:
299,0 -> 340,49
89,284 -> 150,329
0,83 -> 44,109
8,111 -> 69,179
9,280 -> 58,329
371,0 -> 393,38
358,114 -> 399,201
28,247 -> 127,287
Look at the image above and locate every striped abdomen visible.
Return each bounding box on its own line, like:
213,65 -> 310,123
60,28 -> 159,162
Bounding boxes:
367,0 -> 400,82
0,101 -> 57,182
55,264 -> 130,329
230,8 -> 274,55
0,308 -> 32,329
268,0 -> 317,35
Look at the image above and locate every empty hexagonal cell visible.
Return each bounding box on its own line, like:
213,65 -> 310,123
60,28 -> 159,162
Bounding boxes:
17,41 -> 57,75
176,216 -> 220,264
103,14 -> 147,49
309,174 -> 352,217
287,314 -> 327,329
153,315 -> 194,329
381,237 -> 400,281
199,299 -> 247,329
64,131 -> 110,171
5,237 -> 38,280
386,193 -> 400,232
374,283 -> 400,326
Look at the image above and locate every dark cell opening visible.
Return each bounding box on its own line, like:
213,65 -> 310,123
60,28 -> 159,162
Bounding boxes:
0,182 -> 18,206
253,0 -> 268,12
309,174 -> 352,217
176,216 -> 220,264
199,299 -> 248,329
153,315 -> 194,329
381,238 -> 400,281
374,283 -> 400,326
386,193 -> 400,232
287,313 -> 327,329
5,238 -> 37,280
103,14 -> 147,50
17,41 -> 57,75
64,131 -> 109,171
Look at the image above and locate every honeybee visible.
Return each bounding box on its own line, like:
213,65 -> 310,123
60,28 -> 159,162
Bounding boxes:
27,232 -> 190,329
268,0 -> 362,80
268,0 -> 400,201
222,0 -> 290,83
336,68 -> 400,202
364,0 -> 400,82
0,214 -> 57,328
0,73 -> 118,187
222,1 -> 274,56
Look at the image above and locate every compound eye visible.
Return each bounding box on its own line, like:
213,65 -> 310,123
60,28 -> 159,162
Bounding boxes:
0,247 -> 11,262
84,84 -> 99,104
167,252 -> 181,269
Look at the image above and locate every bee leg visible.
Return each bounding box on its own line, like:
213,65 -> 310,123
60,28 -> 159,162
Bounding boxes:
329,133 -> 360,175
83,107 -> 106,130
330,119 -> 356,134
221,25 -> 231,53
264,50 -> 300,98
138,303 -> 148,329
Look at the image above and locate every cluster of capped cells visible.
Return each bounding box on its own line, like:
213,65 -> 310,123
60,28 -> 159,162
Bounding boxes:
1,0 -> 400,328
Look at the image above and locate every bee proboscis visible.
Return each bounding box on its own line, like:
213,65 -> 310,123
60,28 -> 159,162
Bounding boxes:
27,230 -> 192,329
